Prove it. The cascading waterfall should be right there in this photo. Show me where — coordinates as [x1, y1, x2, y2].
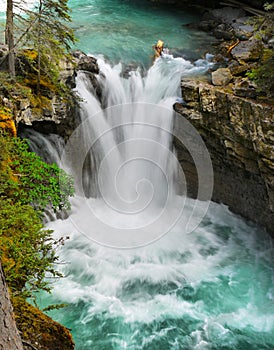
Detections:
[25, 55, 273, 350]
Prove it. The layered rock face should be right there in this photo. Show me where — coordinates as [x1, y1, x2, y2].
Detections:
[174, 80, 274, 235]
[0, 49, 99, 139]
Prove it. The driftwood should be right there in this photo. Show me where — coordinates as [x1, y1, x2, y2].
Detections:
[227, 39, 240, 54]
[220, 0, 266, 16]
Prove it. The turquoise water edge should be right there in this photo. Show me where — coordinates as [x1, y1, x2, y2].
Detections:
[1, 0, 273, 349]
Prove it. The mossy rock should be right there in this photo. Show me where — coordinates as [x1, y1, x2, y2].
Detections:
[0, 105, 16, 136]
[23, 74, 57, 97]
[12, 296, 74, 350]
[231, 39, 263, 63]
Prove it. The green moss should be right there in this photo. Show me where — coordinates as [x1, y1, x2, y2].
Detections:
[23, 74, 57, 93]
[12, 296, 74, 350]
[246, 49, 274, 100]
[0, 104, 16, 136]
[21, 49, 38, 62]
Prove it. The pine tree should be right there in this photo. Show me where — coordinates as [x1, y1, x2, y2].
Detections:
[4, 0, 75, 89]
[22, 0, 76, 94]
[5, 0, 15, 79]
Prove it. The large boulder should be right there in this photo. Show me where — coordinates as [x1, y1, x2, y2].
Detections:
[231, 18, 255, 40]
[231, 39, 263, 63]
[202, 7, 246, 24]
[72, 50, 99, 74]
[212, 68, 233, 86]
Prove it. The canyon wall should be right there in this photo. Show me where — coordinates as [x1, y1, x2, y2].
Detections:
[174, 80, 273, 234]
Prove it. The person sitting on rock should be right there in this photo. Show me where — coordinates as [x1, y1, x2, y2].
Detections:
[153, 39, 164, 58]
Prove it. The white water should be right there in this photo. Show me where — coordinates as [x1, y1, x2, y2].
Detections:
[56, 54, 214, 248]
[24, 55, 274, 349]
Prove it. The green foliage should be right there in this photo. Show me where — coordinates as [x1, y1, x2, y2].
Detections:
[264, 2, 274, 11]
[0, 132, 74, 212]
[0, 71, 32, 101]
[13, 0, 76, 97]
[0, 131, 74, 300]
[246, 48, 274, 99]
[245, 10, 274, 100]
[0, 198, 65, 297]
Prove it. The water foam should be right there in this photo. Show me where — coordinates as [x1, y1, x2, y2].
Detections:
[25, 55, 274, 349]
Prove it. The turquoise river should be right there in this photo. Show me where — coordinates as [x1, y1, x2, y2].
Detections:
[1, 0, 274, 349]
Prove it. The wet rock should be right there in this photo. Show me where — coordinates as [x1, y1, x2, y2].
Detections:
[198, 20, 218, 32]
[233, 78, 257, 99]
[73, 50, 99, 74]
[84, 71, 102, 103]
[228, 60, 256, 76]
[231, 39, 263, 63]
[203, 7, 246, 24]
[212, 68, 233, 86]
[231, 16, 255, 40]
[213, 24, 234, 40]
[174, 80, 274, 235]
[59, 57, 76, 89]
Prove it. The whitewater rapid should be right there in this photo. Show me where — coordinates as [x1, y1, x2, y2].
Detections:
[23, 55, 274, 350]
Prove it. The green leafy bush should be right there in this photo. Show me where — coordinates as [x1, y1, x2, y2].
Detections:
[0, 132, 74, 211]
[0, 132, 74, 299]
[246, 48, 274, 100]
[0, 199, 64, 297]
[246, 7, 274, 100]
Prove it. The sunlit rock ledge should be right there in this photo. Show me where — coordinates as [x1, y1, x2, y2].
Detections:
[174, 79, 274, 235]
[0, 48, 99, 139]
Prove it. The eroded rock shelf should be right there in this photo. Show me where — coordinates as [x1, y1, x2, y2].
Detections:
[174, 79, 274, 234]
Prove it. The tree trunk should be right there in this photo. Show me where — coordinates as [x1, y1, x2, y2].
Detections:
[0, 262, 23, 350]
[37, 0, 43, 95]
[6, 0, 15, 79]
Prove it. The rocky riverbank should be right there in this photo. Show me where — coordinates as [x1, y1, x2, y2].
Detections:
[174, 5, 273, 235]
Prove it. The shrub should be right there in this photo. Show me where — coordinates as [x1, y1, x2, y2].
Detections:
[246, 48, 274, 99]
[0, 132, 74, 299]
[0, 132, 74, 212]
[0, 199, 64, 297]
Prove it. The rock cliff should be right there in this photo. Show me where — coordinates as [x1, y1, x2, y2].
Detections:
[0, 49, 99, 139]
[172, 4, 273, 235]
[174, 80, 274, 234]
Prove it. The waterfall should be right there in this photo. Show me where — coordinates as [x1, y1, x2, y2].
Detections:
[25, 55, 274, 350]
[54, 54, 213, 248]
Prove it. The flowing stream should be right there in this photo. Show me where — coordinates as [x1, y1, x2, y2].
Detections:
[2, 0, 273, 349]
[23, 56, 274, 349]
[67, 0, 217, 67]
